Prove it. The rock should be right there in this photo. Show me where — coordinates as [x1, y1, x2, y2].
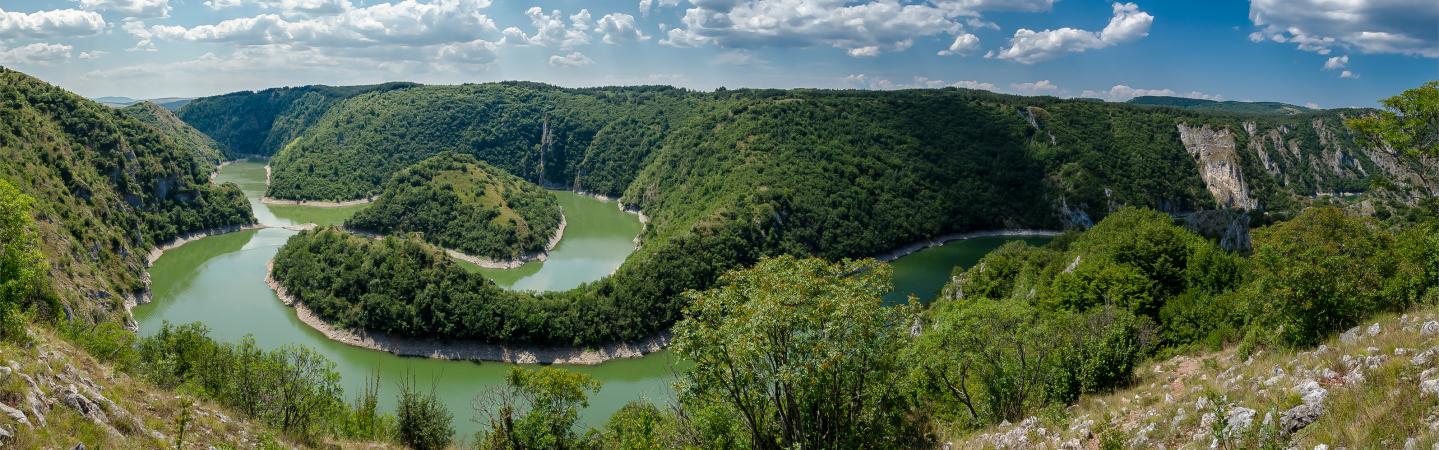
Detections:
[60, 385, 109, 426]
[1340, 326, 1361, 344]
[1196, 396, 1212, 411]
[0, 403, 28, 427]
[1368, 323, 1382, 336]
[1294, 380, 1327, 405]
[1200, 412, 1217, 429]
[1282, 403, 1324, 435]
[1423, 321, 1439, 337]
[72, 444, 85, 450]
[1421, 380, 1439, 396]
[1397, 348, 1411, 356]
[1413, 348, 1438, 366]
[1314, 445, 1328, 450]
[1225, 406, 1257, 433]
[0, 426, 10, 440]
[1406, 437, 1418, 450]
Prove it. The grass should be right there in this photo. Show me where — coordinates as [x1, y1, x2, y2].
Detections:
[950, 304, 1439, 449]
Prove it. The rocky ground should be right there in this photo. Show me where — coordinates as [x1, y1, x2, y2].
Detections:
[0, 328, 396, 449]
[950, 306, 1439, 449]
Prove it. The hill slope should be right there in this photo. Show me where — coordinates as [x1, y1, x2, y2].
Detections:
[1128, 95, 1316, 115]
[0, 68, 253, 324]
[955, 305, 1439, 449]
[175, 82, 417, 158]
[346, 153, 563, 261]
[118, 101, 224, 169]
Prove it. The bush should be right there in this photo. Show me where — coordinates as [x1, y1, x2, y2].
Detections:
[396, 374, 453, 450]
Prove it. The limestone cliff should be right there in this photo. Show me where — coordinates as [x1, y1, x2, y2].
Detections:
[1178, 124, 1258, 210]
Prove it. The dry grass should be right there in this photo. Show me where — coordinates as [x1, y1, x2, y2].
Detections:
[950, 304, 1439, 449]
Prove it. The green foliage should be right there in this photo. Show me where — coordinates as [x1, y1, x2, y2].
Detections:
[396, 374, 454, 450]
[597, 401, 675, 450]
[1047, 306, 1156, 403]
[1244, 207, 1420, 347]
[1126, 96, 1315, 115]
[176, 82, 417, 158]
[347, 153, 563, 260]
[134, 322, 352, 443]
[673, 256, 923, 449]
[0, 178, 53, 340]
[907, 299, 1058, 425]
[119, 101, 224, 168]
[474, 366, 600, 450]
[1346, 81, 1438, 158]
[0, 68, 254, 322]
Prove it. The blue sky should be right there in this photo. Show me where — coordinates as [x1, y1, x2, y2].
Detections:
[1, 0, 1434, 107]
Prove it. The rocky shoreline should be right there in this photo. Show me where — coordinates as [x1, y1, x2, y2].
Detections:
[265, 260, 669, 364]
[875, 229, 1063, 262]
[443, 212, 568, 269]
[260, 163, 375, 207]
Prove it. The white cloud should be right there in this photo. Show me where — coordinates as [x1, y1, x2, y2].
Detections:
[140, 0, 499, 49]
[637, 0, 679, 16]
[0, 6, 106, 39]
[845, 74, 997, 91]
[0, 42, 74, 64]
[78, 50, 106, 59]
[990, 2, 1152, 64]
[1340, 70, 1359, 79]
[437, 39, 497, 65]
[1305, 102, 1321, 109]
[659, 0, 966, 57]
[1249, 0, 1438, 58]
[937, 33, 979, 56]
[1009, 79, 1059, 94]
[595, 13, 646, 44]
[77, 0, 171, 19]
[204, 0, 245, 9]
[506, 7, 591, 48]
[713, 49, 759, 65]
[1322, 55, 1348, 69]
[1079, 84, 1221, 102]
[548, 51, 593, 67]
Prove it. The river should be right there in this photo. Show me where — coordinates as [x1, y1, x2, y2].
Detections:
[134, 160, 1048, 435]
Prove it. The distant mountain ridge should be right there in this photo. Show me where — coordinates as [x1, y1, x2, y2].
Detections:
[1127, 95, 1316, 115]
[93, 96, 194, 110]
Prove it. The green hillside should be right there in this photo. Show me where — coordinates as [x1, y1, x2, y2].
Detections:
[175, 82, 417, 158]
[119, 101, 224, 169]
[1128, 95, 1316, 115]
[346, 153, 563, 261]
[0, 68, 253, 323]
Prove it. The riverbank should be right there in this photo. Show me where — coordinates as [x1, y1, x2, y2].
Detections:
[875, 229, 1063, 262]
[125, 222, 267, 315]
[342, 211, 567, 269]
[265, 260, 669, 364]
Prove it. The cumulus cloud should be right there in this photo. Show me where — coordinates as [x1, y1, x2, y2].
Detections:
[595, 13, 646, 44]
[548, 51, 593, 67]
[937, 33, 979, 56]
[505, 7, 591, 48]
[0, 6, 106, 39]
[990, 2, 1152, 63]
[78, 0, 171, 19]
[1323, 55, 1348, 69]
[201, 0, 352, 14]
[845, 74, 997, 91]
[1340, 70, 1359, 79]
[713, 49, 759, 65]
[1080, 84, 1221, 102]
[204, 0, 245, 9]
[637, 0, 679, 16]
[659, 0, 981, 57]
[1249, 0, 1438, 58]
[0, 42, 74, 64]
[437, 38, 497, 65]
[139, 0, 499, 48]
[1009, 79, 1059, 94]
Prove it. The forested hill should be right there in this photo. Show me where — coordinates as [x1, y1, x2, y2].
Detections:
[346, 153, 563, 261]
[175, 81, 417, 158]
[0, 68, 253, 325]
[119, 101, 224, 168]
[1127, 95, 1315, 115]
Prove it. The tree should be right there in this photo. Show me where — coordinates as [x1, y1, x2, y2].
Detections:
[672, 255, 923, 449]
[396, 373, 454, 450]
[474, 366, 601, 450]
[1347, 81, 1439, 158]
[0, 179, 52, 340]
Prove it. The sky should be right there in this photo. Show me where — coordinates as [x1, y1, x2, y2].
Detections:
[0, 0, 1435, 107]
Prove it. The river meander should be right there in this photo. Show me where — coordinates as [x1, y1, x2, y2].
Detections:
[134, 160, 1048, 435]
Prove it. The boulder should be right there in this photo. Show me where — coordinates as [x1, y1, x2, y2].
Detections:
[1281, 403, 1323, 435]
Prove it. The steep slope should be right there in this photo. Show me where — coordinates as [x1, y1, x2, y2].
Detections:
[175, 82, 417, 158]
[0, 68, 253, 324]
[346, 153, 563, 262]
[953, 305, 1439, 449]
[118, 101, 224, 169]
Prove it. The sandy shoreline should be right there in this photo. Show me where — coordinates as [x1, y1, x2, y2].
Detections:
[265, 260, 669, 364]
[875, 229, 1063, 262]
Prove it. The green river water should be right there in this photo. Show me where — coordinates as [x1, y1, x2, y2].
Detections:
[134, 160, 1045, 436]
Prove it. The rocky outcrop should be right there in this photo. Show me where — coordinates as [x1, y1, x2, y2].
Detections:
[1178, 124, 1258, 210]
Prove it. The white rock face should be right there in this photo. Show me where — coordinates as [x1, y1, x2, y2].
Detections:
[1177, 124, 1258, 210]
[1422, 321, 1439, 337]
